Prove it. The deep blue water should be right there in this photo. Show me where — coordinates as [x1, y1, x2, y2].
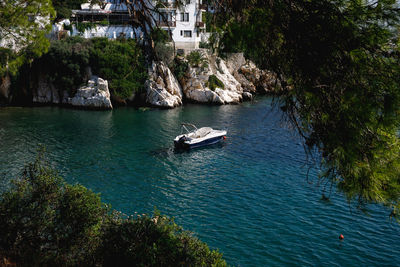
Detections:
[0, 98, 399, 266]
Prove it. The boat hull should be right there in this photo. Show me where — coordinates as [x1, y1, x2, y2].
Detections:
[174, 135, 225, 149]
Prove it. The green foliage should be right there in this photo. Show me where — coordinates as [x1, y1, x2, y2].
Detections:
[151, 28, 171, 44]
[0, 0, 55, 76]
[154, 42, 175, 66]
[171, 57, 189, 80]
[0, 152, 226, 266]
[100, 213, 226, 266]
[151, 28, 175, 65]
[52, 0, 86, 20]
[99, 19, 110, 26]
[218, 0, 400, 218]
[63, 23, 73, 32]
[75, 22, 97, 34]
[35, 37, 92, 94]
[200, 41, 211, 49]
[0, 150, 106, 266]
[14, 37, 147, 100]
[208, 75, 224, 91]
[90, 38, 147, 99]
[187, 51, 209, 69]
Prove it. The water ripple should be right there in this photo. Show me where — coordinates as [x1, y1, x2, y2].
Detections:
[0, 100, 399, 266]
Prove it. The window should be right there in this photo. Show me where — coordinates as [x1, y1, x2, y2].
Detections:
[184, 30, 192, 38]
[181, 13, 189, 22]
[160, 11, 174, 22]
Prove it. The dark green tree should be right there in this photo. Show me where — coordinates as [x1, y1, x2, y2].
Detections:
[0, 0, 55, 75]
[214, 0, 400, 219]
[0, 151, 106, 265]
[0, 151, 226, 266]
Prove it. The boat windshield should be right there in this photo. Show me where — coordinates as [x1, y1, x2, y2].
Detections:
[181, 123, 198, 134]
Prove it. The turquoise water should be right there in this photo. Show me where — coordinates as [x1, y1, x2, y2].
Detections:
[0, 98, 399, 266]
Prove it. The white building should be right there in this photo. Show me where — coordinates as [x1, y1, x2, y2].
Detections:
[70, 0, 208, 49]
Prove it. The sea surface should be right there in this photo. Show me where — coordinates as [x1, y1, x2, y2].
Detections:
[0, 98, 399, 266]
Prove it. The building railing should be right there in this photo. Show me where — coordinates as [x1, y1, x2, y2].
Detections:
[156, 21, 176, 27]
[195, 21, 205, 28]
[198, 3, 207, 10]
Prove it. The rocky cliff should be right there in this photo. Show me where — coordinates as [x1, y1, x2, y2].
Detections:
[179, 50, 243, 105]
[31, 74, 113, 110]
[1, 50, 280, 110]
[68, 77, 113, 109]
[145, 61, 183, 108]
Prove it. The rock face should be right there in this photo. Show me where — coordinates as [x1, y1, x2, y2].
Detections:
[225, 53, 281, 97]
[68, 77, 113, 109]
[145, 61, 183, 108]
[33, 77, 62, 104]
[180, 50, 243, 105]
[238, 60, 281, 94]
[0, 75, 11, 103]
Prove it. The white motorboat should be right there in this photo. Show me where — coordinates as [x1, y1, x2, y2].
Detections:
[174, 123, 227, 149]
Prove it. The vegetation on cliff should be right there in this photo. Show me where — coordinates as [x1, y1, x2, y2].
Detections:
[0, 151, 226, 266]
[11, 37, 147, 101]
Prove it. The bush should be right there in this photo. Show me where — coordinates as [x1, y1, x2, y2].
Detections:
[208, 75, 224, 91]
[75, 22, 97, 34]
[16, 37, 147, 100]
[171, 57, 189, 80]
[0, 152, 227, 266]
[154, 42, 175, 66]
[100, 213, 226, 266]
[52, 0, 86, 20]
[151, 28, 171, 44]
[186, 50, 208, 69]
[199, 41, 211, 49]
[90, 38, 147, 99]
[35, 36, 92, 95]
[0, 151, 106, 266]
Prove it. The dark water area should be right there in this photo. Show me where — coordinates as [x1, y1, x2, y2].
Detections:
[0, 98, 399, 266]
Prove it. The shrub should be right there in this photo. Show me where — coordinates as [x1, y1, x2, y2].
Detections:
[186, 50, 208, 69]
[0, 151, 227, 266]
[90, 38, 147, 99]
[34, 36, 92, 94]
[0, 151, 106, 266]
[151, 28, 171, 44]
[208, 75, 224, 91]
[18, 37, 147, 100]
[100, 213, 226, 266]
[171, 57, 189, 80]
[52, 0, 86, 20]
[199, 41, 211, 49]
[75, 22, 97, 34]
[154, 42, 175, 66]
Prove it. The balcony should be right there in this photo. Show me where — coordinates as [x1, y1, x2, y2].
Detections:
[156, 21, 176, 27]
[195, 21, 205, 28]
[198, 3, 207, 10]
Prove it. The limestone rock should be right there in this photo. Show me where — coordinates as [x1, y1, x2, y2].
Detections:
[145, 61, 183, 108]
[180, 50, 243, 105]
[225, 53, 246, 74]
[33, 76, 60, 104]
[0, 75, 11, 101]
[239, 61, 281, 93]
[68, 77, 113, 109]
[234, 71, 257, 93]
